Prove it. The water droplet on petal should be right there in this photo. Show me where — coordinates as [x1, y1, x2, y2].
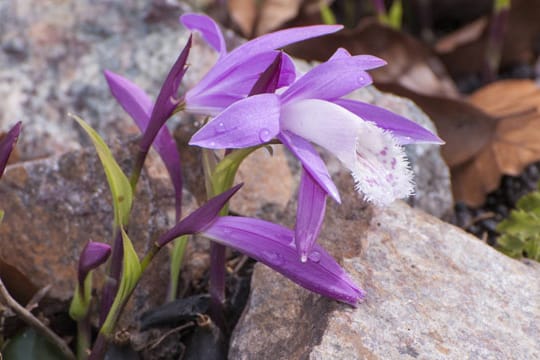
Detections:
[209, 141, 216, 147]
[300, 254, 308, 263]
[358, 75, 366, 83]
[216, 122, 226, 133]
[308, 251, 321, 263]
[258, 128, 272, 142]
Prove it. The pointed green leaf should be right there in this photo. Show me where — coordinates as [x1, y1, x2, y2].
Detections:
[0, 210, 4, 224]
[71, 114, 132, 228]
[100, 228, 141, 336]
[168, 235, 189, 301]
[387, 0, 403, 29]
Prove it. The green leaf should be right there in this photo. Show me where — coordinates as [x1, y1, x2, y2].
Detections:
[100, 228, 141, 336]
[0, 210, 4, 224]
[68, 274, 92, 321]
[168, 235, 189, 301]
[71, 114, 133, 228]
[319, 2, 336, 25]
[387, 0, 403, 29]
[2, 328, 67, 360]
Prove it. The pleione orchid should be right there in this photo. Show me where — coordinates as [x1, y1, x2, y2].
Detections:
[190, 47, 443, 260]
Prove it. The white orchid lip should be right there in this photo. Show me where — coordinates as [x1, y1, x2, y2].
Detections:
[281, 99, 413, 206]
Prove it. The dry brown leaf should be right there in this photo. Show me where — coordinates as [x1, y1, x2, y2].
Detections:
[438, 0, 540, 77]
[286, 20, 460, 98]
[227, 0, 303, 38]
[435, 17, 488, 54]
[446, 80, 540, 205]
[375, 83, 497, 168]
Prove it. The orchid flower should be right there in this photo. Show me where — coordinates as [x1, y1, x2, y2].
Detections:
[180, 13, 343, 116]
[190, 49, 443, 260]
[157, 184, 364, 306]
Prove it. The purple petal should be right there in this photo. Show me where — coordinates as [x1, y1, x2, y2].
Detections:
[0, 122, 21, 179]
[225, 25, 343, 69]
[328, 47, 352, 60]
[157, 184, 243, 246]
[295, 169, 327, 262]
[180, 13, 226, 58]
[280, 55, 386, 103]
[186, 51, 292, 115]
[140, 35, 192, 152]
[278, 131, 340, 203]
[104, 70, 153, 127]
[104, 70, 183, 220]
[202, 216, 364, 306]
[78, 241, 111, 287]
[334, 99, 444, 144]
[189, 94, 281, 149]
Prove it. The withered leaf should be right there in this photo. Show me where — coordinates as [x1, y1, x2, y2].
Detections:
[375, 83, 497, 168]
[286, 19, 459, 98]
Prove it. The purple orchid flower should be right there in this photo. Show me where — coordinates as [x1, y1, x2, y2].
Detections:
[180, 13, 343, 116]
[189, 49, 443, 260]
[0, 122, 22, 179]
[157, 184, 364, 306]
[78, 241, 112, 289]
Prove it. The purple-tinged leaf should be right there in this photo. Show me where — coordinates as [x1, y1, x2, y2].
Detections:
[334, 99, 444, 145]
[278, 131, 340, 203]
[104, 72, 184, 219]
[281, 55, 386, 103]
[78, 241, 111, 288]
[202, 216, 364, 306]
[157, 184, 243, 246]
[0, 122, 21, 179]
[295, 169, 327, 262]
[180, 14, 227, 58]
[104, 70, 153, 126]
[190, 94, 281, 149]
[140, 35, 192, 152]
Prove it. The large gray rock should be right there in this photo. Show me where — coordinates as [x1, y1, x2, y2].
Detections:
[230, 172, 540, 360]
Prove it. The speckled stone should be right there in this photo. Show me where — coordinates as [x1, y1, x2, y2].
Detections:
[230, 174, 540, 360]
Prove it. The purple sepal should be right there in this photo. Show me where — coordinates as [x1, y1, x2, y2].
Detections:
[202, 216, 365, 306]
[140, 35, 192, 152]
[104, 71, 184, 220]
[334, 99, 444, 145]
[0, 122, 21, 179]
[157, 184, 243, 246]
[295, 169, 327, 262]
[78, 241, 112, 288]
[180, 13, 226, 57]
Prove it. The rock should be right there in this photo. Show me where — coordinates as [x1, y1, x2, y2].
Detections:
[230, 172, 540, 359]
[0, 140, 203, 327]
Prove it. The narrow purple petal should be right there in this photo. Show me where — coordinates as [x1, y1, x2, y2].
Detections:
[157, 184, 243, 246]
[140, 35, 192, 152]
[224, 25, 343, 69]
[334, 99, 444, 144]
[295, 169, 327, 262]
[202, 216, 364, 306]
[279, 131, 340, 203]
[180, 13, 226, 57]
[104, 70, 184, 220]
[78, 241, 111, 288]
[190, 94, 281, 149]
[104, 70, 153, 127]
[0, 122, 21, 178]
[280, 55, 386, 103]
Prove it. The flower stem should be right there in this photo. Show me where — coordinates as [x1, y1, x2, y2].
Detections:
[76, 317, 91, 360]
